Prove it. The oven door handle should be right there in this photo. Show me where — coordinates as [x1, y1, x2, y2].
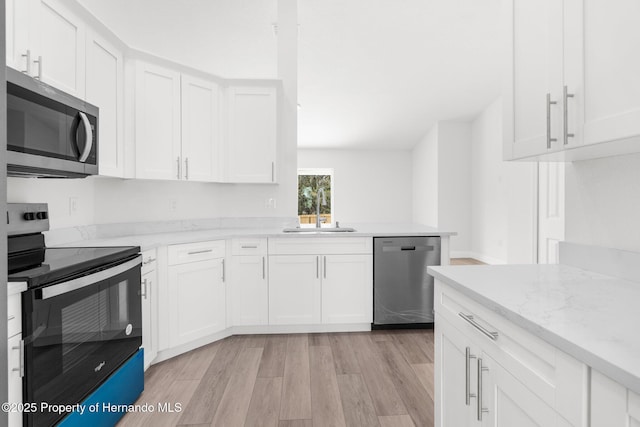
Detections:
[39, 256, 142, 300]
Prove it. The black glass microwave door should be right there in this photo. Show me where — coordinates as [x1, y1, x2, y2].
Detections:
[25, 268, 141, 426]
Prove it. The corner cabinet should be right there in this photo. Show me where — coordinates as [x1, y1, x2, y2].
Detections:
[167, 241, 226, 348]
[224, 85, 278, 183]
[140, 249, 158, 370]
[434, 279, 588, 427]
[268, 238, 373, 325]
[504, 0, 640, 161]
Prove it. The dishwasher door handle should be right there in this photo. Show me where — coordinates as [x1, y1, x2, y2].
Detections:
[382, 245, 435, 252]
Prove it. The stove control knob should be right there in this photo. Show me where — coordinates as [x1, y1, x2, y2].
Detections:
[23, 212, 36, 221]
[36, 211, 48, 220]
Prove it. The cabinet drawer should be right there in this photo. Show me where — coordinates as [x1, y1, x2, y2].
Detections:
[8, 293, 21, 338]
[231, 238, 267, 256]
[141, 249, 157, 274]
[435, 280, 587, 427]
[168, 240, 225, 265]
[268, 237, 372, 255]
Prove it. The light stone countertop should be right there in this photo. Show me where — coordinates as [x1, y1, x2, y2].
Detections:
[49, 222, 456, 251]
[428, 263, 640, 395]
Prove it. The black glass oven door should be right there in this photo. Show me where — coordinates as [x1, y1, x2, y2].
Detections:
[23, 256, 142, 427]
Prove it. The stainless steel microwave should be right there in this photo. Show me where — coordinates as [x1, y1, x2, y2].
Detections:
[6, 67, 99, 178]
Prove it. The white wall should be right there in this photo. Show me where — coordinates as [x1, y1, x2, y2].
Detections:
[565, 153, 640, 253]
[412, 125, 439, 227]
[298, 149, 413, 223]
[469, 99, 536, 264]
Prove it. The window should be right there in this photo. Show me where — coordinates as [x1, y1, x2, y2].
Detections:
[297, 168, 333, 227]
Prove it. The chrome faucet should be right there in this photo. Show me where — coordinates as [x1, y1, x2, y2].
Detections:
[316, 187, 326, 228]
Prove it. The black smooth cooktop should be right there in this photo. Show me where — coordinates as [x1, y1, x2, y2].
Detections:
[8, 246, 140, 288]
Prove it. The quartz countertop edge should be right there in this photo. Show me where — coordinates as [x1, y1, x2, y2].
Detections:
[51, 223, 456, 251]
[428, 264, 640, 395]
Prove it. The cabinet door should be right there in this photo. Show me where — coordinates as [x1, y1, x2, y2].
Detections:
[141, 268, 158, 370]
[181, 75, 222, 182]
[565, 0, 640, 146]
[225, 85, 277, 183]
[435, 316, 475, 427]
[505, 0, 564, 159]
[29, 0, 86, 97]
[135, 62, 182, 180]
[268, 255, 321, 325]
[168, 258, 225, 347]
[7, 334, 23, 427]
[591, 369, 640, 427]
[481, 353, 572, 427]
[321, 254, 372, 324]
[6, 0, 30, 73]
[230, 255, 268, 326]
[86, 29, 125, 177]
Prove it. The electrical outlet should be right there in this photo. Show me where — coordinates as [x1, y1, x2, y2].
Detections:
[169, 199, 177, 211]
[265, 198, 276, 208]
[69, 197, 78, 216]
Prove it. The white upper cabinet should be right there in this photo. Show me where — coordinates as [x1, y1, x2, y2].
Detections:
[181, 75, 222, 182]
[86, 29, 125, 177]
[505, 0, 640, 161]
[225, 85, 278, 183]
[135, 61, 182, 180]
[7, 0, 86, 97]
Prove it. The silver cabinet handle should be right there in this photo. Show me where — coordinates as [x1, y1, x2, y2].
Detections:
[222, 258, 225, 282]
[33, 55, 42, 80]
[8, 315, 15, 321]
[316, 256, 319, 278]
[477, 358, 489, 421]
[323, 256, 327, 279]
[241, 245, 258, 249]
[187, 249, 213, 255]
[176, 157, 181, 180]
[459, 312, 498, 341]
[271, 161, 275, 182]
[143, 257, 157, 265]
[77, 112, 94, 162]
[141, 278, 148, 299]
[546, 93, 558, 149]
[12, 340, 25, 378]
[21, 49, 31, 74]
[185, 157, 189, 180]
[465, 347, 477, 406]
[262, 256, 266, 279]
[563, 85, 575, 145]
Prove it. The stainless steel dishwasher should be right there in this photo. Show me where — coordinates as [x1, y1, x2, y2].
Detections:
[373, 236, 441, 328]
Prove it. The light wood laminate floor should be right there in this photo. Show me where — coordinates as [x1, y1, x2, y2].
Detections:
[117, 330, 435, 427]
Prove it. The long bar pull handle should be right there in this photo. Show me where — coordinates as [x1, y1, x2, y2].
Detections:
[21, 49, 32, 74]
[222, 259, 225, 282]
[271, 162, 275, 182]
[143, 257, 157, 265]
[563, 85, 575, 145]
[177, 157, 181, 180]
[241, 245, 258, 249]
[141, 278, 148, 299]
[316, 256, 319, 278]
[477, 358, 489, 421]
[465, 347, 477, 406]
[187, 249, 213, 255]
[184, 158, 189, 180]
[12, 340, 25, 378]
[7, 315, 15, 321]
[33, 55, 42, 80]
[546, 93, 558, 149]
[262, 256, 266, 279]
[323, 256, 327, 279]
[459, 312, 499, 341]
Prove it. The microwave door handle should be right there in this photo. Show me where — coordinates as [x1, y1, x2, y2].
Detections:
[76, 112, 93, 163]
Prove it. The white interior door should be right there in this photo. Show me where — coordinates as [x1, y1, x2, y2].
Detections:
[537, 162, 565, 264]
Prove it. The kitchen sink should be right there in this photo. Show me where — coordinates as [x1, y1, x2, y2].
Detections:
[282, 227, 356, 233]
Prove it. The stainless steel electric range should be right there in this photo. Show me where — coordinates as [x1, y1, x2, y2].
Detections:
[7, 203, 143, 426]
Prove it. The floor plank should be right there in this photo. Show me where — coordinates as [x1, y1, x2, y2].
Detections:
[279, 334, 312, 420]
[141, 379, 199, 427]
[390, 331, 431, 364]
[210, 347, 263, 426]
[377, 341, 434, 427]
[258, 334, 288, 378]
[412, 363, 435, 401]
[309, 346, 347, 426]
[241, 334, 267, 348]
[450, 258, 486, 265]
[176, 341, 219, 381]
[351, 334, 407, 416]
[378, 415, 416, 427]
[309, 332, 330, 346]
[245, 377, 283, 427]
[176, 336, 244, 425]
[329, 333, 361, 375]
[278, 421, 313, 427]
[336, 374, 380, 427]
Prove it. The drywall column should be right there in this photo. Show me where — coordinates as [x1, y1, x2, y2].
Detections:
[277, 0, 298, 216]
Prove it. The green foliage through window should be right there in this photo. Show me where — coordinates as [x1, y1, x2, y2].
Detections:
[298, 174, 331, 215]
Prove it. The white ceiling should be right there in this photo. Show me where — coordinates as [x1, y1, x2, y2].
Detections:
[78, 0, 503, 150]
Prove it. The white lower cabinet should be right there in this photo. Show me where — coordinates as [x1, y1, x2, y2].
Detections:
[321, 254, 372, 324]
[140, 249, 158, 370]
[269, 255, 321, 325]
[7, 291, 23, 427]
[167, 241, 226, 347]
[434, 280, 588, 427]
[229, 238, 268, 326]
[591, 369, 640, 427]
